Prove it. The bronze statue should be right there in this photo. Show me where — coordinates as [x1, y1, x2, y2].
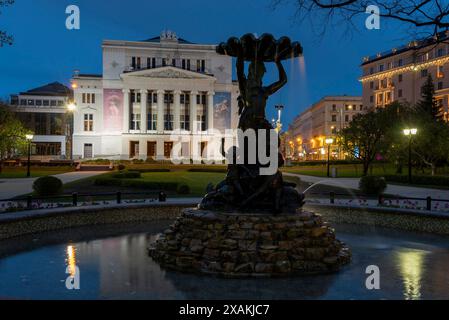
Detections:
[199, 33, 305, 214]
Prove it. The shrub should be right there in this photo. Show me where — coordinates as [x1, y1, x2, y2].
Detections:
[206, 182, 215, 193]
[117, 164, 126, 171]
[112, 171, 141, 179]
[359, 176, 387, 195]
[384, 175, 449, 187]
[177, 184, 191, 195]
[33, 176, 63, 196]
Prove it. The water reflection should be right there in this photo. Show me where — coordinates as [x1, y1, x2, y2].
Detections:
[1, 223, 449, 299]
[396, 249, 429, 300]
[66, 245, 77, 277]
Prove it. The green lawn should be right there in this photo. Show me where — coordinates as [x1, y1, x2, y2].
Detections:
[282, 163, 433, 178]
[62, 170, 225, 197]
[139, 171, 225, 195]
[0, 166, 75, 179]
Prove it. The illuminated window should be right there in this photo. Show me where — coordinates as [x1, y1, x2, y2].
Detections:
[84, 114, 94, 132]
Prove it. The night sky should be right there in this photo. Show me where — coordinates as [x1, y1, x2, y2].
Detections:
[0, 0, 415, 124]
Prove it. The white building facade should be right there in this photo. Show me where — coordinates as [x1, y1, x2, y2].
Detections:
[71, 31, 239, 161]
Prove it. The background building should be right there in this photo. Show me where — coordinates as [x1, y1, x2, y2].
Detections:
[9, 82, 73, 160]
[71, 30, 239, 160]
[361, 31, 449, 121]
[285, 96, 363, 160]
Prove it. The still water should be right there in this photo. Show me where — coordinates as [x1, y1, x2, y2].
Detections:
[0, 221, 449, 300]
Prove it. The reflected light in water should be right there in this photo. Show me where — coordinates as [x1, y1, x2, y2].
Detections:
[397, 249, 428, 300]
[66, 245, 77, 277]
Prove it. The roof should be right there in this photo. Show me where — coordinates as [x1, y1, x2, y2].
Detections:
[141, 36, 194, 44]
[362, 31, 449, 66]
[20, 82, 72, 97]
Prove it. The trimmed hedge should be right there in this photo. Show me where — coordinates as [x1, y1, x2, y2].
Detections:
[111, 171, 141, 179]
[384, 175, 449, 187]
[188, 168, 227, 173]
[94, 178, 178, 191]
[33, 176, 63, 196]
[359, 176, 387, 195]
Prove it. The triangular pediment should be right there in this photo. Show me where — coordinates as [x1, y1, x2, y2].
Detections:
[121, 66, 215, 80]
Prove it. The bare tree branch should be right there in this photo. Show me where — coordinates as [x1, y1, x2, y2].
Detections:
[273, 0, 449, 39]
[0, 0, 14, 47]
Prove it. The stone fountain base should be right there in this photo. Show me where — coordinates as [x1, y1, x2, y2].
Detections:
[148, 209, 351, 277]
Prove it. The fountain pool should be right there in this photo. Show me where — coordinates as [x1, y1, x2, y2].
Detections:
[0, 220, 448, 300]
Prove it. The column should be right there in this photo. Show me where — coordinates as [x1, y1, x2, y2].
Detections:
[174, 90, 182, 131]
[156, 139, 165, 160]
[122, 89, 130, 133]
[207, 91, 215, 133]
[140, 90, 148, 133]
[157, 89, 165, 133]
[190, 91, 198, 133]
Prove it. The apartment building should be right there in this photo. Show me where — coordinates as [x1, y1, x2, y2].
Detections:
[361, 31, 449, 121]
[285, 96, 363, 160]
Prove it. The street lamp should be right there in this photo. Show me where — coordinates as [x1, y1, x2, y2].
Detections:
[325, 138, 334, 178]
[403, 128, 418, 184]
[25, 134, 34, 178]
[274, 105, 284, 133]
[66, 102, 77, 161]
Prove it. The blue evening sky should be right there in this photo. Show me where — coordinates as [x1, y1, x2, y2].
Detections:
[0, 0, 415, 125]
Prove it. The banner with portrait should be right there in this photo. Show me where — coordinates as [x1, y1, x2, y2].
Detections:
[103, 89, 124, 132]
[213, 92, 232, 132]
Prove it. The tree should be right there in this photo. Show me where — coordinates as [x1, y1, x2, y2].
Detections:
[0, 0, 14, 47]
[272, 0, 449, 38]
[339, 106, 393, 176]
[416, 74, 444, 121]
[380, 101, 412, 173]
[0, 102, 29, 173]
[412, 118, 449, 175]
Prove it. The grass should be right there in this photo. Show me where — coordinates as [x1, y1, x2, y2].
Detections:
[0, 166, 75, 179]
[62, 170, 225, 198]
[139, 171, 225, 195]
[282, 163, 449, 178]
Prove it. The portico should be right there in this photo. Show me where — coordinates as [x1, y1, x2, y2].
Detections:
[118, 67, 218, 160]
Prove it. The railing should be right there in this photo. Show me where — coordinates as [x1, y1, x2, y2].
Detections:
[0, 191, 169, 213]
[307, 192, 449, 212]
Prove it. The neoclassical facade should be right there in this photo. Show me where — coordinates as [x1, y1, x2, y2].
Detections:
[71, 31, 239, 160]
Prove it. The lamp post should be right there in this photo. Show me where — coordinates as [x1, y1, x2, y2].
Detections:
[403, 128, 417, 184]
[25, 134, 34, 177]
[274, 104, 284, 133]
[325, 138, 334, 178]
[66, 102, 77, 161]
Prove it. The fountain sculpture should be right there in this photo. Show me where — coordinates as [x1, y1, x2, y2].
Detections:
[149, 34, 351, 277]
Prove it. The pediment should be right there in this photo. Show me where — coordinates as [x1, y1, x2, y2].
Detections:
[121, 66, 215, 80]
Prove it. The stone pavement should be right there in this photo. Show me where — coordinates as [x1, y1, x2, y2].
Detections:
[0, 171, 107, 200]
[284, 173, 449, 200]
